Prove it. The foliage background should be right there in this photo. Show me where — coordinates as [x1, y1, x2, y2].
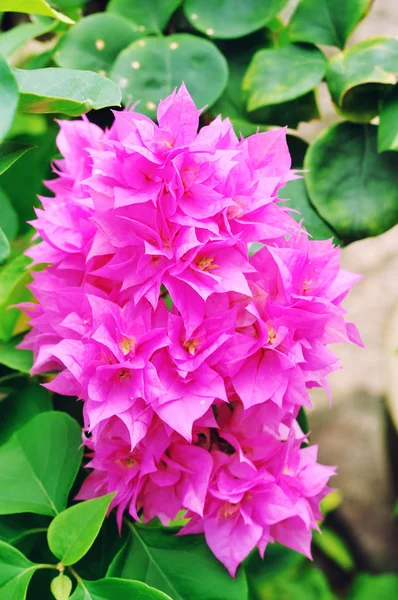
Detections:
[0, 0, 397, 599]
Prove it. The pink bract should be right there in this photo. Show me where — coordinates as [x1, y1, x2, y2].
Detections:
[21, 84, 361, 576]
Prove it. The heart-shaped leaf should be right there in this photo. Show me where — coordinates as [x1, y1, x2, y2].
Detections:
[288, 0, 373, 49]
[111, 34, 228, 117]
[378, 86, 398, 152]
[107, 0, 181, 34]
[326, 37, 398, 122]
[48, 494, 115, 566]
[0, 0, 74, 24]
[0, 411, 82, 516]
[184, 0, 288, 39]
[0, 540, 39, 599]
[55, 13, 143, 78]
[0, 56, 18, 143]
[14, 67, 121, 116]
[243, 43, 326, 113]
[70, 577, 173, 600]
[108, 523, 248, 600]
[304, 122, 398, 242]
[0, 141, 35, 177]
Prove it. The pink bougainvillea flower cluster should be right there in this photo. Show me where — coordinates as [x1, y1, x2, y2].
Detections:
[21, 85, 361, 576]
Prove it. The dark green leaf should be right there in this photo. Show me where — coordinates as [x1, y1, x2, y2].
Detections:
[0, 254, 32, 342]
[51, 573, 73, 600]
[70, 577, 172, 600]
[47, 494, 115, 566]
[243, 43, 326, 112]
[288, 0, 373, 49]
[0, 411, 82, 516]
[326, 37, 398, 122]
[14, 67, 121, 116]
[0, 55, 18, 143]
[0, 381, 52, 445]
[0, 0, 74, 24]
[55, 14, 143, 78]
[249, 90, 319, 129]
[184, 0, 288, 39]
[0, 142, 35, 177]
[108, 523, 248, 600]
[0, 17, 55, 57]
[0, 337, 32, 373]
[0, 188, 18, 242]
[0, 228, 10, 263]
[304, 122, 398, 242]
[378, 86, 398, 152]
[347, 574, 398, 599]
[0, 540, 39, 600]
[107, 0, 181, 34]
[111, 34, 228, 117]
[281, 179, 338, 242]
[313, 527, 354, 571]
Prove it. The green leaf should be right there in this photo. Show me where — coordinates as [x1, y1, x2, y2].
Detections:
[0, 254, 32, 342]
[0, 0, 74, 24]
[0, 228, 10, 263]
[243, 43, 326, 112]
[0, 55, 18, 144]
[313, 527, 354, 571]
[107, 0, 181, 34]
[55, 14, 143, 78]
[326, 37, 398, 122]
[0, 381, 52, 445]
[70, 577, 173, 600]
[0, 141, 35, 177]
[0, 411, 82, 516]
[0, 17, 55, 57]
[304, 122, 398, 243]
[14, 67, 122, 116]
[108, 523, 248, 600]
[51, 573, 73, 600]
[249, 90, 319, 129]
[0, 188, 18, 242]
[288, 0, 373, 49]
[111, 34, 228, 117]
[281, 179, 338, 242]
[0, 337, 33, 373]
[47, 494, 115, 566]
[347, 574, 398, 599]
[378, 86, 398, 152]
[184, 0, 288, 39]
[0, 540, 39, 600]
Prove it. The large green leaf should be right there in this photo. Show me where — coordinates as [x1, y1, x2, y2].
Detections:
[242, 43, 326, 112]
[0, 55, 18, 144]
[108, 523, 248, 600]
[304, 122, 398, 242]
[0, 411, 82, 516]
[107, 0, 181, 34]
[281, 179, 338, 242]
[14, 67, 122, 116]
[0, 142, 35, 177]
[47, 494, 115, 566]
[0, 17, 55, 57]
[0, 188, 18, 242]
[0, 228, 9, 263]
[0, 540, 39, 600]
[378, 86, 398, 152]
[0, 337, 33, 373]
[51, 573, 73, 600]
[347, 574, 398, 599]
[326, 37, 398, 122]
[288, 0, 373, 49]
[0, 254, 32, 342]
[184, 0, 288, 39]
[55, 14, 143, 78]
[0, 381, 52, 445]
[0, 0, 73, 24]
[70, 577, 173, 600]
[111, 34, 228, 117]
